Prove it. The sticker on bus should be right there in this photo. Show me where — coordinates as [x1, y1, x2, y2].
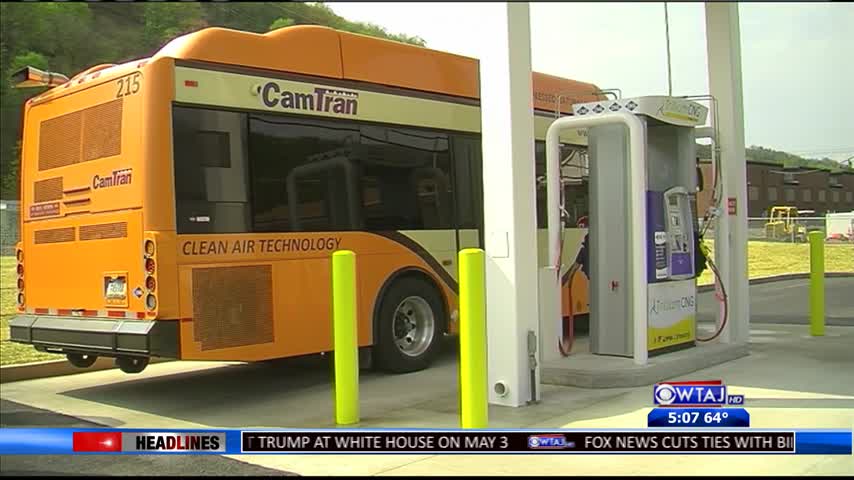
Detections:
[29, 202, 60, 218]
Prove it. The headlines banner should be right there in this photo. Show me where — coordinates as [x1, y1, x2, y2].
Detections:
[0, 429, 851, 455]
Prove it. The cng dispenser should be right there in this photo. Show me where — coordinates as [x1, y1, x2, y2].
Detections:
[542, 96, 708, 366]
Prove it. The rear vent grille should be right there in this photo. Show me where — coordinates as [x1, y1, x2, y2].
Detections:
[192, 265, 274, 351]
[39, 111, 82, 170]
[34, 227, 75, 244]
[34, 177, 64, 203]
[79, 222, 128, 241]
[82, 99, 123, 161]
[38, 99, 123, 171]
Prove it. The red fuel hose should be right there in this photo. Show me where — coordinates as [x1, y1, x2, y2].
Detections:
[558, 216, 588, 357]
[558, 264, 579, 357]
[696, 256, 729, 342]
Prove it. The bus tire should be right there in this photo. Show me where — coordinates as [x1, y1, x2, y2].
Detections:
[374, 276, 444, 374]
[116, 356, 149, 374]
[67, 353, 98, 369]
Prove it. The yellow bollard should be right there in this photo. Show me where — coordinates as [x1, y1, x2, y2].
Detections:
[808, 231, 825, 337]
[459, 248, 488, 429]
[332, 250, 359, 425]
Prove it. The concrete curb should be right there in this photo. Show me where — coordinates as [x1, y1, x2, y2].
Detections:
[542, 343, 750, 389]
[0, 357, 172, 384]
[696, 271, 853, 293]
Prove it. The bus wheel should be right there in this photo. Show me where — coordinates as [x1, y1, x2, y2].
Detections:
[375, 277, 444, 373]
[67, 353, 98, 369]
[116, 356, 149, 374]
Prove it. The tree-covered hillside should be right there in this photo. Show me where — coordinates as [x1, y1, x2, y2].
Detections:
[697, 144, 852, 172]
[0, 2, 426, 199]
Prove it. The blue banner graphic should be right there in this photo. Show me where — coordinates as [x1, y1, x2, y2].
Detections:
[795, 431, 853, 455]
[648, 408, 750, 428]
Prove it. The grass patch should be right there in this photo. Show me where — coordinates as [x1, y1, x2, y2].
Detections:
[697, 240, 854, 286]
[1, 256, 61, 366]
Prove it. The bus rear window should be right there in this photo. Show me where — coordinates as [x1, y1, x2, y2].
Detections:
[173, 106, 251, 234]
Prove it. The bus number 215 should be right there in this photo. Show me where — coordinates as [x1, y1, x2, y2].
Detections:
[116, 73, 141, 98]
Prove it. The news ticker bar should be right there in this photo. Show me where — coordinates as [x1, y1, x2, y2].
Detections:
[0, 429, 850, 455]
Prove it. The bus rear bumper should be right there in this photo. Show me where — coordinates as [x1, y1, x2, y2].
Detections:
[9, 315, 179, 359]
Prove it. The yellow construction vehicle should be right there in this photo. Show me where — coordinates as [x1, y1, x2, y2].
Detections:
[764, 206, 810, 242]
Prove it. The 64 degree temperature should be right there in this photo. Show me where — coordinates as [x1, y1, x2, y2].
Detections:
[704, 411, 729, 424]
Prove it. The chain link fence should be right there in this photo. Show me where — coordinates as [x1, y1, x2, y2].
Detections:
[747, 216, 826, 243]
[0, 200, 20, 256]
[700, 215, 854, 244]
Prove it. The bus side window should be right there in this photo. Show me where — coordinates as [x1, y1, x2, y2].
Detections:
[361, 176, 386, 230]
[534, 140, 589, 228]
[412, 168, 452, 229]
[534, 140, 547, 229]
[451, 135, 483, 232]
[292, 178, 329, 231]
[358, 125, 452, 231]
[248, 114, 360, 232]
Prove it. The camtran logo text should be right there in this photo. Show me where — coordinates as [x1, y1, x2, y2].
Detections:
[260, 83, 359, 116]
[93, 168, 132, 190]
[653, 380, 744, 407]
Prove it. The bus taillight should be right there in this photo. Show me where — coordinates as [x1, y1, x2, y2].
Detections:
[143, 236, 158, 315]
[146, 294, 157, 311]
[16, 244, 24, 310]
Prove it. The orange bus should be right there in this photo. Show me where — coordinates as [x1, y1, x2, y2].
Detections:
[10, 25, 601, 374]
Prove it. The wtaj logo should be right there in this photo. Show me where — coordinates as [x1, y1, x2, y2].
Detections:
[528, 434, 575, 450]
[653, 380, 744, 407]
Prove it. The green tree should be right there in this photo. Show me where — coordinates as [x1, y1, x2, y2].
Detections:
[10, 52, 48, 73]
[696, 144, 853, 173]
[143, 3, 206, 51]
[269, 18, 296, 31]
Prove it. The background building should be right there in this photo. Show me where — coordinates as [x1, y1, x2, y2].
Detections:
[698, 159, 854, 218]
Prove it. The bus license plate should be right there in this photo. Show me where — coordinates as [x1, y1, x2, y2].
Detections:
[105, 277, 127, 299]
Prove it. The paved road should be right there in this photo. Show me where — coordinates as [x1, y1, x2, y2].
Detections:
[697, 276, 854, 326]
[0, 399, 296, 476]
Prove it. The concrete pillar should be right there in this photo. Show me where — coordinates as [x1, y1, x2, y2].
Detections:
[479, 2, 540, 407]
[705, 3, 750, 344]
